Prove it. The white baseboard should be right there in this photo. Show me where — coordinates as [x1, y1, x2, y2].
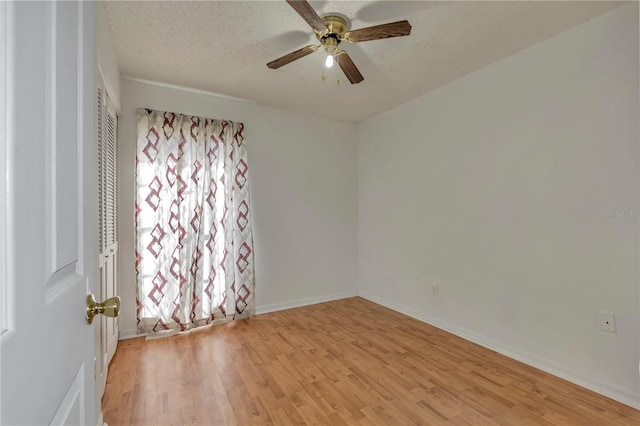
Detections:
[358, 290, 640, 410]
[255, 290, 358, 315]
[118, 328, 143, 340]
[118, 291, 358, 340]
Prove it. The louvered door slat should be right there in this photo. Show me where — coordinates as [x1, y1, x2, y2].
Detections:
[97, 86, 105, 255]
[106, 109, 117, 248]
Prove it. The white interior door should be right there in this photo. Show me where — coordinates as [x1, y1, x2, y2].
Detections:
[1, 1, 98, 425]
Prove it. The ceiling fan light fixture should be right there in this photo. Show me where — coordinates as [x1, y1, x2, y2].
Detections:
[325, 53, 334, 68]
[322, 35, 339, 69]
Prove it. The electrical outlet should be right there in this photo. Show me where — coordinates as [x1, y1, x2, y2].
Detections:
[599, 311, 616, 332]
[431, 284, 439, 297]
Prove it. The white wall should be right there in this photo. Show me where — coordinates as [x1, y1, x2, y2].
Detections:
[117, 79, 358, 337]
[357, 3, 639, 408]
[95, 3, 120, 109]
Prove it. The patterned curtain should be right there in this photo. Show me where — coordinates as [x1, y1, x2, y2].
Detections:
[135, 108, 254, 334]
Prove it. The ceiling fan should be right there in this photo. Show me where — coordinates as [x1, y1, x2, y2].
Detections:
[267, 0, 412, 84]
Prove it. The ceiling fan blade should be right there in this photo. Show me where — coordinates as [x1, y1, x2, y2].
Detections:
[286, 0, 327, 33]
[267, 45, 317, 69]
[345, 20, 411, 43]
[336, 51, 364, 84]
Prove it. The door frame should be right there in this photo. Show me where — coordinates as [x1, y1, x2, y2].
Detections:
[0, 0, 11, 343]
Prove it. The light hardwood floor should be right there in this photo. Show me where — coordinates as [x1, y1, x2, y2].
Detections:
[103, 297, 639, 425]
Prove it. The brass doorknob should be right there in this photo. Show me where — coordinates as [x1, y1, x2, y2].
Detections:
[86, 294, 120, 324]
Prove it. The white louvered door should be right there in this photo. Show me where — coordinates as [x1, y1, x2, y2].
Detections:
[105, 98, 119, 363]
[96, 83, 119, 401]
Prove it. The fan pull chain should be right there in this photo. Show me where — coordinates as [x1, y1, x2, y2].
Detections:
[319, 58, 341, 86]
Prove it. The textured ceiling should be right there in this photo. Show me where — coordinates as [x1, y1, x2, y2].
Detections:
[103, 1, 623, 123]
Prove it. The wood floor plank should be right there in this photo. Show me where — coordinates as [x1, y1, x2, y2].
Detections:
[103, 297, 639, 425]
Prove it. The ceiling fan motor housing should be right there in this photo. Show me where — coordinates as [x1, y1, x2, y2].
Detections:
[317, 15, 350, 50]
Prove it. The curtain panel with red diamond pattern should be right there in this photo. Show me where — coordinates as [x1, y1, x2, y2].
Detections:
[135, 108, 254, 334]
